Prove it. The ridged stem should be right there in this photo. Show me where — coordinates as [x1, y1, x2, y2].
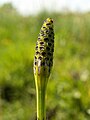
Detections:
[37, 87, 46, 120]
[35, 75, 47, 120]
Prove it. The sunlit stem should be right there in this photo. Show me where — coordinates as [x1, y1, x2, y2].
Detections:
[35, 74, 48, 120]
[37, 87, 46, 120]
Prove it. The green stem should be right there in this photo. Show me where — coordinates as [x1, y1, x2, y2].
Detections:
[37, 88, 46, 120]
[35, 75, 48, 120]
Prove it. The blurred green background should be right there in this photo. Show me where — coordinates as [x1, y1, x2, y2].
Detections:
[0, 3, 90, 120]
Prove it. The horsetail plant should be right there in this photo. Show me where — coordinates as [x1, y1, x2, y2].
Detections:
[33, 18, 54, 120]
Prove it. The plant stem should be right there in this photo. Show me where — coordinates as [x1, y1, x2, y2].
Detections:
[35, 75, 47, 120]
[37, 87, 46, 120]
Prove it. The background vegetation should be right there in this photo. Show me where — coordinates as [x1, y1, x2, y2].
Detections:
[0, 3, 90, 120]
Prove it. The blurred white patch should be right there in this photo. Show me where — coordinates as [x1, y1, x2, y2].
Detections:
[0, 0, 90, 15]
[80, 69, 89, 82]
[87, 109, 90, 115]
[73, 91, 81, 99]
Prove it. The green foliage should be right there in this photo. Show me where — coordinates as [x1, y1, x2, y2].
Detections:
[0, 3, 90, 120]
